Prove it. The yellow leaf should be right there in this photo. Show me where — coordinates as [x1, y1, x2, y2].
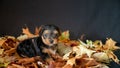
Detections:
[92, 52, 110, 63]
[0, 49, 4, 55]
[59, 30, 70, 41]
[0, 39, 6, 46]
[107, 51, 120, 64]
[66, 57, 76, 66]
[104, 38, 120, 50]
[17, 35, 28, 41]
[73, 45, 96, 58]
[0, 57, 4, 63]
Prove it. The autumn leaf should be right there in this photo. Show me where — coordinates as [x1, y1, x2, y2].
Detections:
[35, 26, 41, 35]
[63, 58, 75, 68]
[4, 48, 16, 56]
[83, 58, 99, 67]
[0, 29, 120, 68]
[92, 52, 110, 63]
[107, 51, 120, 64]
[11, 64, 25, 68]
[0, 39, 6, 46]
[59, 30, 70, 42]
[73, 44, 96, 58]
[104, 38, 120, 50]
[22, 27, 34, 36]
[62, 64, 72, 68]
[17, 35, 28, 41]
[0, 49, 4, 55]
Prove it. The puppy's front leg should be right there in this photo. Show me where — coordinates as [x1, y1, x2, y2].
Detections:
[42, 48, 56, 55]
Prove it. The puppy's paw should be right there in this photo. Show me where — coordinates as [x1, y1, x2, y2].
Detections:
[42, 48, 56, 55]
[42, 48, 50, 53]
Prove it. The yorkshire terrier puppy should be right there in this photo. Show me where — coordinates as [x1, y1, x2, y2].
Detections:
[17, 24, 61, 62]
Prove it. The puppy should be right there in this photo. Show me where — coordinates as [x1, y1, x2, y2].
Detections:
[17, 24, 61, 62]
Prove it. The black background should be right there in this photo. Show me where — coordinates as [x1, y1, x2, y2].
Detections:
[0, 0, 120, 67]
[0, 0, 120, 42]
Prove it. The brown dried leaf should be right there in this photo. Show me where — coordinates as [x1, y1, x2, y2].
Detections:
[6, 65, 17, 68]
[74, 56, 100, 68]
[35, 27, 41, 35]
[17, 35, 28, 41]
[104, 38, 120, 50]
[48, 61, 55, 68]
[73, 45, 96, 58]
[2, 43, 11, 50]
[55, 61, 66, 67]
[64, 57, 76, 67]
[11, 64, 25, 68]
[107, 51, 120, 64]
[84, 58, 99, 67]
[62, 64, 72, 68]
[4, 48, 16, 56]
[92, 52, 110, 63]
[17, 57, 35, 65]
[0, 49, 4, 55]
[32, 62, 38, 68]
[65, 40, 79, 46]
[22, 27, 36, 38]
[0, 39, 6, 46]
[2, 38, 17, 50]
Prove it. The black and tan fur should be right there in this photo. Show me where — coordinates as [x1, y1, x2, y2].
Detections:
[17, 24, 61, 62]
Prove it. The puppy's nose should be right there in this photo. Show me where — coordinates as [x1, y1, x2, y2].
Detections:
[50, 40, 53, 43]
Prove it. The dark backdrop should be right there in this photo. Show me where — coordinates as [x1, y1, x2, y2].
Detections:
[0, 0, 120, 41]
[0, 0, 120, 67]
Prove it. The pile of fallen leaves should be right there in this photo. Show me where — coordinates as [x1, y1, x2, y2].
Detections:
[0, 27, 120, 68]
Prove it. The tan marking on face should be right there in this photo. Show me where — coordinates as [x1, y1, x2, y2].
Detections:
[53, 30, 58, 34]
[41, 30, 59, 46]
[53, 39, 58, 44]
[42, 36, 58, 46]
[43, 30, 50, 35]
[42, 36, 50, 45]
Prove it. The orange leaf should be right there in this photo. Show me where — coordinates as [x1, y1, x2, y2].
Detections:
[0, 39, 6, 46]
[22, 27, 37, 38]
[35, 27, 41, 35]
[63, 64, 72, 68]
[104, 38, 120, 50]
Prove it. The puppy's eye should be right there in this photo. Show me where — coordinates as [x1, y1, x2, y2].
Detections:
[53, 34, 58, 38]
[43, 34, 48, 38]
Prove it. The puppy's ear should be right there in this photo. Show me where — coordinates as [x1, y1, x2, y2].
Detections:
[39, 25, 45, 36]
[56, 26, 61, 36]
[58, 30, 62, 36]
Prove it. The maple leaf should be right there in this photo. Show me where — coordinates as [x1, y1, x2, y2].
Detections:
[62, 64, 72, 68]
[63, 57, 75, 68]
[10, 64, 25, 68]
[104, 38, 120, 50]
[107, 51, 120, 64]
[92, 52, 110, 63]
[0, 49, 4, 55]
[34, 26, 41, 35]
[17, 35, 28, 41]
[59, 30, 70, 42]
[0, 38, 6, 46]
[79, 39, 95, 49]
[73, 44, 96, 58]
[63, 51, 72, 60]
[83, 58, 99, 67]
[22, 27, 34, 37]
[93, 40, 104, 51]
[63, 43, 96, 60]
